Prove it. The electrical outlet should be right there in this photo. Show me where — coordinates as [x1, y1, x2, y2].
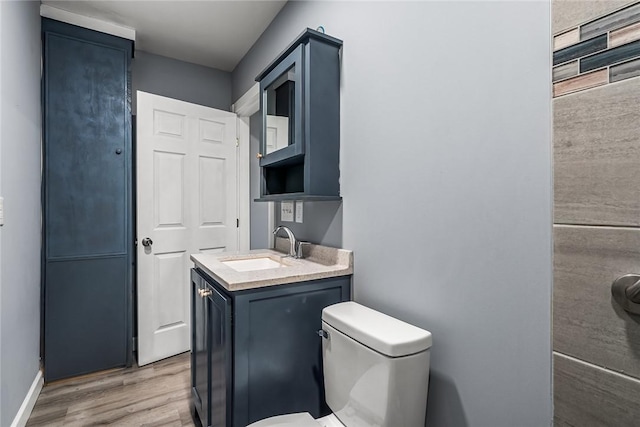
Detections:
[281, 201, 294, 222]
[295, 201, 303, 223]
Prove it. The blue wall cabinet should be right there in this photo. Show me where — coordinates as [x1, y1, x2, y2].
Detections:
[191, 268, 351, 427]
[42, 18, 134, 381]
[256, 29, 343, 201]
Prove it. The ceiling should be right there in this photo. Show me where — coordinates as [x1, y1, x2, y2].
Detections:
[41, 0, 288, 71]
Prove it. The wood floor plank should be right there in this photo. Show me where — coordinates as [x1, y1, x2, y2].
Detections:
[33, 378, 126, 409]
[140, 409, 183, 427]
[27, 353, 195, 427]
[65, 371, 185, 413]
[25, 406, 68, 427]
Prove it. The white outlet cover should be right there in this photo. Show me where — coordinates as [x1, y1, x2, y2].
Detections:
[281, 201, 294, 222]
[295, 201, 303, 223]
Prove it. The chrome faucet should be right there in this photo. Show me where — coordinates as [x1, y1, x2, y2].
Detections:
[273, 225, 298, 258]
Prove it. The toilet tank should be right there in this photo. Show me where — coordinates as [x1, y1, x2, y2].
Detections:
[321, 302, 432, 427]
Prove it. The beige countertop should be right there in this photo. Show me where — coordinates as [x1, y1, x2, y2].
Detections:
[190, 239, 353, 291]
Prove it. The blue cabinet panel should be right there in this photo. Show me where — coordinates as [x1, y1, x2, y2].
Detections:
[42, 18, 133, 382]
[45, 31, 129, 258]
[44, 258, 128, 380]
[244, 287, 342, 422]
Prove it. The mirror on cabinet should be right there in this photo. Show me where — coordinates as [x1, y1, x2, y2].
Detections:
[264, 66, 295, 155]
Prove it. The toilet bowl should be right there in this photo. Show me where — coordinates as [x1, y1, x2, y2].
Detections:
[248, 301, 432, 427]
[247, 412, 343, 427]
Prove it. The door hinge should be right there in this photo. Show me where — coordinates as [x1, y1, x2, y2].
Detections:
[235, 138, 239, 147]
[236, 218, 239, 228]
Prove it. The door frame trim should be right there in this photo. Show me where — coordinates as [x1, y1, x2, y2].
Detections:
[237, 116, 251, 251]
[233, 83, 275, 249]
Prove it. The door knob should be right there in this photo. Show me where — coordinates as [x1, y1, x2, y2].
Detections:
[141, 237, 153, 247]
[611, 274, 640, 314]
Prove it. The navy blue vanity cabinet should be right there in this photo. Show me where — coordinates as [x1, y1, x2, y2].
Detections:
[190, 268, 351, 427]
[255, 29, 343, 201]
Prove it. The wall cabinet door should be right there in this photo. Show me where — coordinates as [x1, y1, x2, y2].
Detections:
[259, 45, 304, 167]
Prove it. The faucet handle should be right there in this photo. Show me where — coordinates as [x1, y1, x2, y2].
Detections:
[296, 241, 311, 259]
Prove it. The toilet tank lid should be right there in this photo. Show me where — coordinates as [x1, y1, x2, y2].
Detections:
[322, 302, 432, 357]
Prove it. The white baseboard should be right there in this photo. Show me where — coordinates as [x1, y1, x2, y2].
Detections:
[10, 370, 43, 427]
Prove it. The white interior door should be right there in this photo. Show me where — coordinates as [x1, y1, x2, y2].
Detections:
[137, 91, 238, 366]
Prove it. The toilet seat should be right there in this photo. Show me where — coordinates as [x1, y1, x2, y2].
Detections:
[247, 412, 344, 427]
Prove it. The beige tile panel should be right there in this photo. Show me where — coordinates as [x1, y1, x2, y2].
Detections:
[554, 225, 640, 378]
[553, 0, 634, 34]
[611, 20, 640, 47]
[553, 68, 607, 97]
[554, 79, 640, 225]
[555, 352, 640, 427]
[554, 28, 580, 50]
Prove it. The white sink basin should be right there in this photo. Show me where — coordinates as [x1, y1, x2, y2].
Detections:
[222, 256, 288, 272]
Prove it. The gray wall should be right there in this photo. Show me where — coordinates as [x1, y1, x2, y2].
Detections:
[0, 1, 42, 425]
[274, 201, 342, 248]
[132, 50, 232, 113]
[232, 2, 552, 426]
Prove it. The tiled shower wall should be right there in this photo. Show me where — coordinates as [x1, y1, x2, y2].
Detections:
[553, 1, 640, 425]
[553, 2, 640, 96]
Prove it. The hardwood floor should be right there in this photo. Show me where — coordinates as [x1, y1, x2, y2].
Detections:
[27, 352, 195, 427]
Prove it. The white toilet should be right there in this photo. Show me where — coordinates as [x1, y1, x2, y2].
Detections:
[248, 301, 433, 427]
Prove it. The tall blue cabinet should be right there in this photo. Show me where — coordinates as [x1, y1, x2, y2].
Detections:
[42, 18, 134, 381]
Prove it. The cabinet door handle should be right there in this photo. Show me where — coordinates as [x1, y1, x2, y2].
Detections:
[198, 288, 212, 298]
[256, 153, 263, 159]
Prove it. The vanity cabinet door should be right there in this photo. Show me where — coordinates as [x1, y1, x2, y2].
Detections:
[192, 269, 233, 427]
[191, 270, 209, 426]
[207, 284, 232, 427]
